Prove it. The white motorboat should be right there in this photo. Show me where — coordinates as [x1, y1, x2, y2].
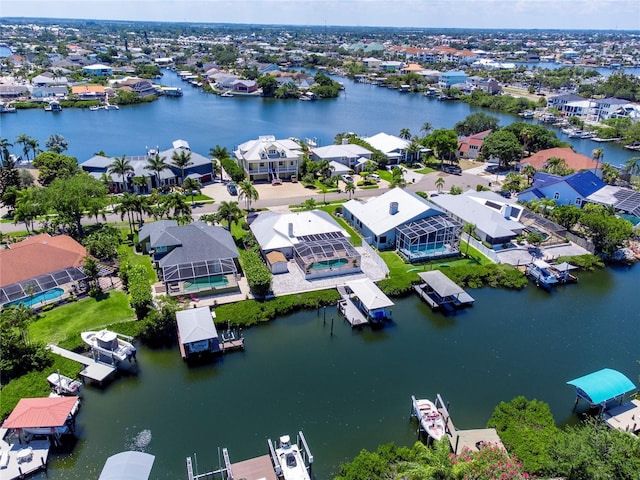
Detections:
[275, 435, 311, 480]
[526, 259, 559, 290]
[413, 397, 446, 441]
[81, 329, 136, 362]
[47, 371, 82, 395]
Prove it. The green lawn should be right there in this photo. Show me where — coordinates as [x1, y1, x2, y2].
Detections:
[29, 291, 135, 346]
[118, 244, 157, 283]
[318, 204, 362, 246]
[415, 166, 437, 174]
[377, 169, 393, 182]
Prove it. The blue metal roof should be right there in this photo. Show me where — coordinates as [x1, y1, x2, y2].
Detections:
[531, 172, 562, 189]
[567, 368, 636, 405]
[564, 170, 606, 197]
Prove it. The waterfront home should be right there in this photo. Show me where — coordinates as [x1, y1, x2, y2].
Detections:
[230, 79, 258, 94]
[70, 84, 106, 100]
[0, 85, 29, 99]
[547, 93, 585, 110]
[31, 72, 69, 87]
[518, 147, 599, 174]
[81, 140, 213, 191]
[438, 71, 467, 89]
[176, 306, 220, 358]
[310, 143, 372, 171]
[138, 221, 240, 297]
[457, 129, 492, 160]
[115, 77, 158, 97]
[234, 135, 304, 182]
[518, 170, 606, 207]
[0, 234, 88, 308]
[83, 64, 113, 76]
[361, 132, 410, 165]
[430, 190, 525, 246]
[343, 188, 460, 259]
[249, 210, 361, 279]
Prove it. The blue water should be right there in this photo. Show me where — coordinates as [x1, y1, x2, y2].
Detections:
[0, 45, 12, 57]
[8, 287, 64, 307]
[0, 69, 636, 168]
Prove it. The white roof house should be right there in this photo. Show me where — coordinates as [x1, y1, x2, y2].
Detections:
[250, 210, 348, 254]
[343, 188, 446, 250]
[346, 278, 394, 311]
[234, 135, 304, 181]
[311, 143, 372, 169]
[361, 132, 409, 163]
[429, 190, 525, 245]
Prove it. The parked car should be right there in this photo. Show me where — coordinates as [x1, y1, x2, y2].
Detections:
[227, 182, 238, 195]
[485, 165, 500, 173]
[442, 165, 462, 175]
[341, 174, 354, 183]
[369, 173, 380, 182]
[498, 190, 511, 198]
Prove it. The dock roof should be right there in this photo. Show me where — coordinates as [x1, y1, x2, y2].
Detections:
[417, 270, 465, 297]
[567, 368, 636, 405]
[176, 306, 218, 344]
[99, 451, 155, 480]
[2, 397, 79, 429]
[346, 278, 394, 310]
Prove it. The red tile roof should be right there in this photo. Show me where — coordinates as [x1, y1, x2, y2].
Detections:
[2, 397, 79, 429]
[0, 234, 87, 287]
[521, 147, 595, 171]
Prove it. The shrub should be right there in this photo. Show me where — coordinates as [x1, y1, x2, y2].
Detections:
[445, 264, 528, 290]
[220, 157, 245, 183]
[128, 264, 152, 320]
[242, 249, 272, 298]
[555, 254, 604, 271]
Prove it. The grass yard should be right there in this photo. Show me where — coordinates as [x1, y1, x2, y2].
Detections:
[118, 243, 157, 283]
[318, 204, 362, 246]
[29, 291, 134, 346]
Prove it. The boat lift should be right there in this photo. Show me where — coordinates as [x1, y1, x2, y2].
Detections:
[268, 431, 313, 478]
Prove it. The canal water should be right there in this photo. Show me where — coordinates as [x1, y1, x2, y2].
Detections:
[44, 266, 638, 479]
[1, 69, 637, 168]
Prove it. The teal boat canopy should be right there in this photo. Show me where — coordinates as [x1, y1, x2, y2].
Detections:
[567, 368, 637, 405]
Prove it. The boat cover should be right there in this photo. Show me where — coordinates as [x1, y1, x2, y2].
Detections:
[99, 451, 155, 480]
[566, 368, 637, 405]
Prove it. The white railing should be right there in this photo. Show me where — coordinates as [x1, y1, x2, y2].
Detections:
[465, 236, 501, 263]
[360, 239, 390, 275]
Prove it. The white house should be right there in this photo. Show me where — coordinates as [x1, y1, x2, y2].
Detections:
[361, 132, 410, 165]
[310, 143, 372, 170]
[234, 135, 304, 182]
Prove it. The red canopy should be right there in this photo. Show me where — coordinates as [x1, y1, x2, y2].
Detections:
[2, 397, 79, 429]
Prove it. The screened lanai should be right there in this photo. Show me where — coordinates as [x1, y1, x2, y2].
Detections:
[293, 236, 361, 278]
[395, 215, 461, 261]
[0, 267, 87, 306]
[161, 258, 238, 296]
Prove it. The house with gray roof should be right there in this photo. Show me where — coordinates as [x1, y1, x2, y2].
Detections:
[138, 221, 239, 296]
[430, 190, 525, 246]
[234, 135, 304, 182]
[343, 188, 461, 260]
[310, 143, 372, 171]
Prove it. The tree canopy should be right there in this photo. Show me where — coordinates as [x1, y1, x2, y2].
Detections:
[481, 130, 522, 168]
[32, 151, 81, 186]
[454, 112, 499, 136]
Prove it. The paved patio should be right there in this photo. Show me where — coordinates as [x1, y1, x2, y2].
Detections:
[496, 243, 590, 266]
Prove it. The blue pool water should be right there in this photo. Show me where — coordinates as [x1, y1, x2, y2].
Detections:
[8, 287, 65, 307]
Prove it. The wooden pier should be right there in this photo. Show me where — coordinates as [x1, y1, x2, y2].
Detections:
[414, 271, 474, 313]
[186, 448, 277, 480]
[47, 344, 116, 383]
[412, 394, 505, 453]
[602, 399, 640, 436]
[337, 297, 368, 326]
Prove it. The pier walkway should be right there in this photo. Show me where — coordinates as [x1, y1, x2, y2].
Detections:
[0, 428, 49, 480]
[47, 345, 116, 383]
[603, 399, 640, 435]
[434, 394, 505, 454]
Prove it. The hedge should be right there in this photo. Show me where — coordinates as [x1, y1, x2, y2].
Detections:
[220, 157, 245, 183]
[243, 249, 272, 298]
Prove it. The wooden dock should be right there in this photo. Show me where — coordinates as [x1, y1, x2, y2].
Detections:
[337, 297, 368, 326]
[430, 394, 505, 453]
[602, 399, 640, 435]
[186, 449, 277, 480]
[0, 428, 50, 480]
[47, 344, 116, 383]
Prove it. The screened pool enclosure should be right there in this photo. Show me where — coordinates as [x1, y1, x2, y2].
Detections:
[395, 216, 461, 261]
[161, 258, 238, 296]
[293, 235, 361, 278]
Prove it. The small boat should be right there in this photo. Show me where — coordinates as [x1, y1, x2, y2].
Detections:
[624, 143, 640, 151]
[526, 260, 559, 289]
[89, 105, 100, 111]
[568, 129, 584, 138]
[519, 110, 535, 119]
[0, 102, 17, 113]
[274, 435, 311, 480]
[580, 131, 596, 139]
[104, 104, 120, 110]
[81, 329, 136, 362]
[47, 371, 82, 395]
[413, 397, 446, 441]
[44, 100, 62, 112]
[220, 90, 234, 97]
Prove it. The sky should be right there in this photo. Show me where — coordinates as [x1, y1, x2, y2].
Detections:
[1, 0, 639, 31]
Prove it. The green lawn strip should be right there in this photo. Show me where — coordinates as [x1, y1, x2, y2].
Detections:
[117, 244, 157, 283]
[29, 291, 135, 347]
[377, 169, 393, 182]
[415, 166, 437, 174]
[213, 290, 341, 327]
[317, 204, 362, 246]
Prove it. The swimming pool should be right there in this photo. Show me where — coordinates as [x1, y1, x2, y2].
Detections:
[183, 276, 229, 292]
[7, 287, 65, 307]
[308, 258, 349, 271]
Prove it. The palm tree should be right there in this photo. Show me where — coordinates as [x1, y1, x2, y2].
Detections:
[216, 200, 242, 230]
[420, 122, 432, 137]
[545, 157, 568, 176]
[591, 148, 604, 175]
[13, 187, 43, 234]
[624, 156, 640, 177]
[165, 192, 192, 219]
[27, 138, 40, 160]
[108, 155, 134, 192]
[390, 166, 406, 188]
[15, 134, 31, 160]
[209, 145, 229, 161]
[145, 152, 170, 189]
[182, 177, 201, 205]
[522, 164, 537, 184]
[344, 181, 356, 199]
[399, 128, 411, 140]
[45, 134, 68, 154]
[462, 222, 476, 257]
[520, 126, 534, 160]
[115, 192, 138, 234]
[238, 179, 259, 211]
[435, 176, 445, 193]
[0, 137, 13, 164]
[172, 149, 193, 185]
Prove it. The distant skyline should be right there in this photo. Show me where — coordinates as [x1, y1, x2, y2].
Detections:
[2, 0, 638, 31]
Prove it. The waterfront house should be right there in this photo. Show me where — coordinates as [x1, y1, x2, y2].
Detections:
[361, 132, 410, 165]
[70, 84, 106, 100]
[176, 306, 220, 358]
[457, 129, 492, 160]
[430, 190, 525, 246]
[83, 64, 113, 76]
[32, 72, 69, 87]
[438, 71, 467, 89]
[234, 135, 304, 182]
[343, 188, 461, 259]
[231, 79, 258, 94]
[116, 77, 158, 97]
[519, 147, 598, 174]
[518, 170, 606, 207]
[547, 93, 584, 110]
[249, 210, 361, 279]
[0, 234, 88, 307]
[310, 143, 372, 171]
[138, 221, 240, 297]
